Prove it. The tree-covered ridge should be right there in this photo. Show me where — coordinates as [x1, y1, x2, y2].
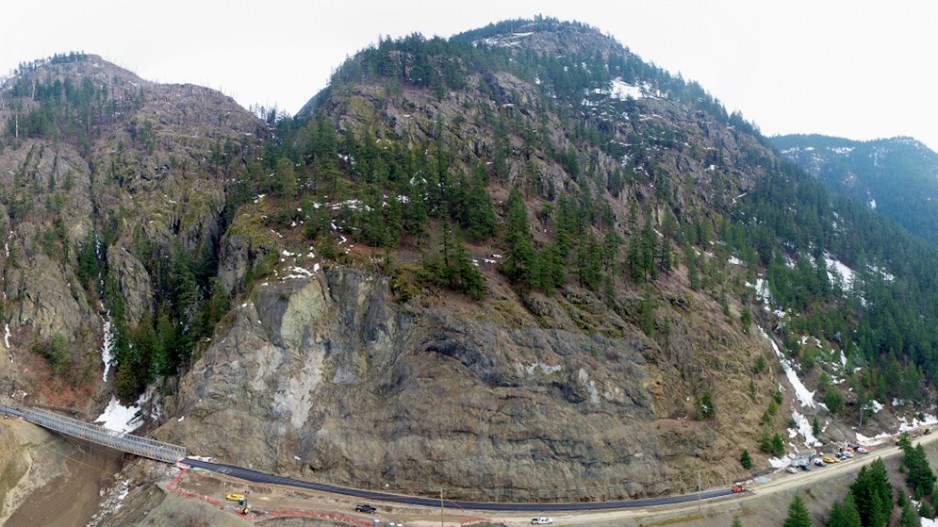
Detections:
[294, 19, 938, 411]
[1, 54, 146, 155]
[772, 133, 938, 247]
[312, 17, 753, 137]
[0, 54, 261, 403]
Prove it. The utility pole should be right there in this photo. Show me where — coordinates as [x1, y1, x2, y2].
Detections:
[440, 488, 444, 527]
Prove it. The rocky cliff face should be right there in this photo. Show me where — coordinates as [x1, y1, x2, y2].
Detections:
[161, 256, 779, 499]
[0, 23, 876, 506]
[0, 55, 263, 407]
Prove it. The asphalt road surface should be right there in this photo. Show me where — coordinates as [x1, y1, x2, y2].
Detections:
[182, 458, 734, 512]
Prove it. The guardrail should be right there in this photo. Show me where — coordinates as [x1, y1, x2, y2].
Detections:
[1, 405, 185, 463]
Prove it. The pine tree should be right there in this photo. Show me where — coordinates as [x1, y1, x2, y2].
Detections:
[731, 516, 743, 527]
[501, 187, 536, 286]
[740, 449, 752, 469]
[114, 359, 138, 404]
[276, 157, 297, 198]
[641, 216, 658, 280]
[462, 164, 497, 241]
[852, 460, 893, 527]
[771, 433, 786, 457]
[900, 500, 919, 527]
[905, 443, 937, 498]
[783, 495, 811, 527]
[827, 494, 862, 527]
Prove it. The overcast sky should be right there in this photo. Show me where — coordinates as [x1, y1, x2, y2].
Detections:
[3, 0, 937, 150]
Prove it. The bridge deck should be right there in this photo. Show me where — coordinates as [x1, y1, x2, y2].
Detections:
[1, 404, 185, 463]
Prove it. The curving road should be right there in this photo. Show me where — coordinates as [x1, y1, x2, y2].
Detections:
[0, 403, 738, 511]
[182, 458, 733, 512]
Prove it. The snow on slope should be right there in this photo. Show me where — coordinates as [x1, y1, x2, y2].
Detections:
[759, 326, 816, 409]
[824, 253, 855, 290]
[95, 396, 143, 435]
[101, 317, 114, 382]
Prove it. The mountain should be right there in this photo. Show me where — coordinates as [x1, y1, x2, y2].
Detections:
[3, 20, 938, 522]
[772, 134, 938, 247]
[0, 52, 263, 407]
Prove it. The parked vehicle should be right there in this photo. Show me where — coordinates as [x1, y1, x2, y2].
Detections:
[226, 493, 245, 502]
[732, 482, 746, 493]
[822, 456, 838, 464]
[532, 517, 554, 525]
[813, 458, 826, 467]
[857, 447, 870, 454]
[355, 505, 377, 514]
[843, 450, 854, 458]
[786, 466, 798, 474]
[800, 464, 811, 472]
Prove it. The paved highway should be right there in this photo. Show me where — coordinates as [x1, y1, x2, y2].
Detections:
[182, 458, 733, 512]
[2, 404, 735, 512]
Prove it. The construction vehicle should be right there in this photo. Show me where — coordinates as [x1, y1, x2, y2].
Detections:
[732, 482, 746, 493]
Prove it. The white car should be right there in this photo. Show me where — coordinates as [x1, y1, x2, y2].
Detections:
[532, 518, 554, 525]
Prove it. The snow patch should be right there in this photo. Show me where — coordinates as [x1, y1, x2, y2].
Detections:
[524, 362, 562, 376]
[747, 278, 772, 302]
[95, 395, 144, 435]
[898, 414, 938, 433]
[791, 410, 822, 447]
[610, 78, 649, 100]
[871, 400, 883, 413]
[769, 456, 789, 468]
[759, 326, 816, 408]
[728, 256, 744, 266]
[823, 253, 855, 290]
[869, 199, 877, 210]
[578, 368, 600, 404]
[283, 266, 314, 280]
[856, 431, 891, 445]
[101, 317, 114, 382]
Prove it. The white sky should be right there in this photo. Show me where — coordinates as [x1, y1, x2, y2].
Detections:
[3, 0, 937, 150]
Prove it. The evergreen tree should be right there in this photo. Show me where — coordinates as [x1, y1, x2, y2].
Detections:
[276, 157, 297, 198]
[783, 495, 812, 527]
[576, 232, 602, 291]
[826, 494, 861, 527]
[501, 187, 536, 286]
[640, 216, 658, 280]
[905, 443, 937, 498]
[771, 432, 786, 457]
[900, 500, 919, 527]
[851, 460, 893, 527]
[740, 449, 752, 469]
[462, 165, 497, 241]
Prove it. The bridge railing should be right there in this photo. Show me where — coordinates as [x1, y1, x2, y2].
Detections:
[21, 408, 186, 463]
